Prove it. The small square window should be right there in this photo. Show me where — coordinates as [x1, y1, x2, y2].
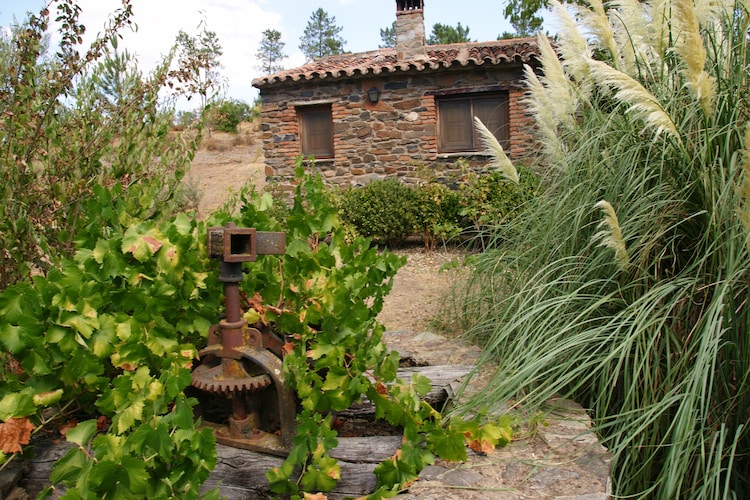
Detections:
[298, 105, 333, 158]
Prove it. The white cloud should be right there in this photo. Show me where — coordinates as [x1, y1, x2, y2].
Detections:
[51, 0, 284, 108]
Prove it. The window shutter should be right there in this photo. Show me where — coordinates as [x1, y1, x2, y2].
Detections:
[438, 99, 473, 151]
[436, 93, 510, 153]
[299, 105, 334, 158]
[474, 96, 510, 150]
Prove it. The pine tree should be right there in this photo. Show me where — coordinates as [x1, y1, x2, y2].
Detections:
[427, 22, 473, 45]
[379, 21, 396, 48]
[299, 8, 346, 61]
[256, 29, 287, 74]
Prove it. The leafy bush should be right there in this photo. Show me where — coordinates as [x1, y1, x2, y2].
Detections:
[458, 166, 540, 244]
[0, 188, 223, 497]
[414, 182, 462, 249]
[173, 109, 198, 130]
[206, 98, 252, 133]
[339, 178, 418, 246]
[454, 0, 750, 497]
[338, 170, 539, 249]
[0, 2, 203, 290]
[460, 166, 539, 227]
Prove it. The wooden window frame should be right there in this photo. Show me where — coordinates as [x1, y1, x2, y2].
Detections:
[297, 104, 334, 159]
[436, 92, 510, 153]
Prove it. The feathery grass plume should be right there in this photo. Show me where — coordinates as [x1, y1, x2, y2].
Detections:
[536, 33, 578, 128]
[576, 0, 621, 65]
[473, 116, 519, 184]
[522, 64, 569, 165]
[672, 0, 716, 115]
[588, 58, 681, 141]
[740, 124, 750, 240]
[646, 0, 672, 64]
[610, 0, 655, 75]
[593, 200, 629, 271]
[549, 0, 592, 89]
[692, 0, 730, 26]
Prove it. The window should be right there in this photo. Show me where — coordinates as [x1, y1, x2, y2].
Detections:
[298, 105, 333, 158]
[437, 93, 509, 153]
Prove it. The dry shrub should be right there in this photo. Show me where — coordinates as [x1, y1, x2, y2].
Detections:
[203, 136, 230, 152]
[232, 131, 255, 147]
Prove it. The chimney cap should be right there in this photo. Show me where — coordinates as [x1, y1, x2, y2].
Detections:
[397, 0, 423, 12]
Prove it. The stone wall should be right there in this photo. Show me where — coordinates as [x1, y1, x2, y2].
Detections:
[259, 65, 537, 187]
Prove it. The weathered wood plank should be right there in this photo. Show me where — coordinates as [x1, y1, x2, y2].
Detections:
[397, 364, 473, 403]
[203, 438, 399, 499]
[329, 436, 402, 463]
[338, 364, 474, 418]
[20, 365, 473, 499]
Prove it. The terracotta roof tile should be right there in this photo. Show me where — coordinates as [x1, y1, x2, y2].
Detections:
[252, 37, 540, 88]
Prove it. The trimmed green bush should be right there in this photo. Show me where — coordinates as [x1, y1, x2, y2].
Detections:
[337, 169, 540, 248]
[414, 182, 462, 249]
[339, 178, 418, 246]
[459, 165, 540, 238]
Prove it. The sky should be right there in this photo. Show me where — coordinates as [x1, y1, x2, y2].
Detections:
[0, 1, 526, 110]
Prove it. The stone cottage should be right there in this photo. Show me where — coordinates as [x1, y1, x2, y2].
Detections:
[251, 0, 540, 186]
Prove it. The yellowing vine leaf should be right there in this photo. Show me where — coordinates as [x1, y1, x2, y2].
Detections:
[303, 493, 328, 500]
[121, 226, 166, 262]
[467, 421, 513, 455]
[0, 417, 34, 453]
[468, 437, 496, 455]
[32, 389, 63, 406]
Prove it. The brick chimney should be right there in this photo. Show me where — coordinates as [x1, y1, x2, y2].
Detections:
[395, 0, 427, 61]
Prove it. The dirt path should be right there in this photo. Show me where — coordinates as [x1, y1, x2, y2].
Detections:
[186, 124, 266, 218]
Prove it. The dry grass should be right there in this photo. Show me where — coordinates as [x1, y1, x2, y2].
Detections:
[198, 121, 257, 151]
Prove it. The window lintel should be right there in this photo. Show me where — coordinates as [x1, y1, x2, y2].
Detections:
[291, 98, 338, 107]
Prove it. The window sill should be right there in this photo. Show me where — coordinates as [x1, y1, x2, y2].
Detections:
[436, 152, 491, 159]
[302, 157, 335, 163]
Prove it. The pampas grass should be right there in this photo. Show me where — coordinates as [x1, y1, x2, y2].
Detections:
[451, 0, 750, 497]
[473, 116, 519, 183]
[522, 65, 569, 165]
[593, 200, 629, 271]
[672, 0, 716, 115]
[536, 33, 578, 128]
[740, 124, 750, 239]
[520, 32, 580, 166]
[549, 0, 593, 97]
[588, 59, 681, 141]
[576, 0, 620, 64]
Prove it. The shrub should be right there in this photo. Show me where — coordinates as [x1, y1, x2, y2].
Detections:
[459, 166, 540, 242]
[337, 169, 540, 249]
[206, 98, 252, 133]
[339, 178, 418, 246]
[414, 182, 462, 249]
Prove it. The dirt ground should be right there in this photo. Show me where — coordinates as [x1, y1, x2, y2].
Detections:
[186, 125, 459, 332]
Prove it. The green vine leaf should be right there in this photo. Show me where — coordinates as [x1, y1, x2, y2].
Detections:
[0, 393, 36, 420]
[65, 420, 98, 447]
[88, 456, 150, 496]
